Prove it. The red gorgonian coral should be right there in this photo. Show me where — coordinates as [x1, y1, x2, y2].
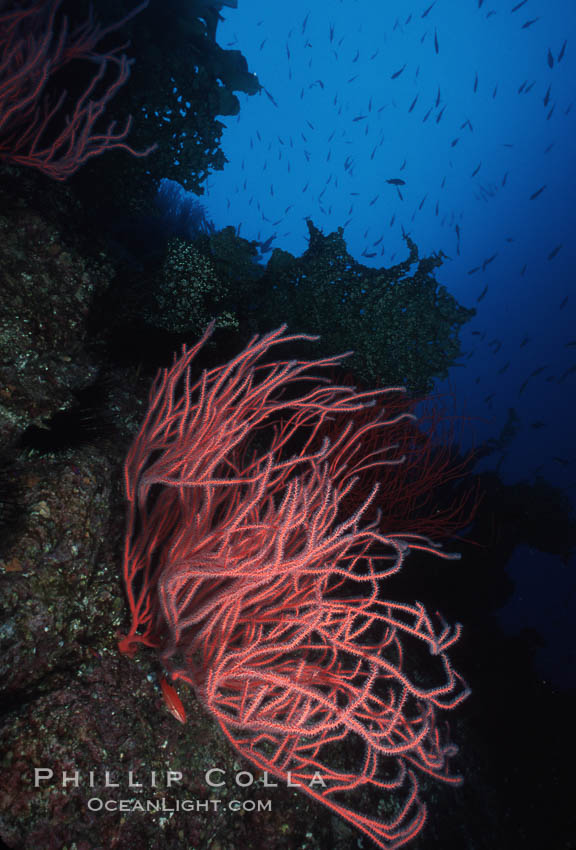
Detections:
[0, 0, 155, 179]
[119, 324, 470, 850]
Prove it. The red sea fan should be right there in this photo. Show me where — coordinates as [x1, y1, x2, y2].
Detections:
[0, 0, 155, 179]
[119, 324, 470, 850]
[316, 377, 480, 542]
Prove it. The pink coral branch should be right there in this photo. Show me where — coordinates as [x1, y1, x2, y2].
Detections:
[119, 325, 469, 850]
[0, 0, 155, 179]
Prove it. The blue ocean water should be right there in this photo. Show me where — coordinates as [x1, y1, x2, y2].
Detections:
[181, 0, 576, 690]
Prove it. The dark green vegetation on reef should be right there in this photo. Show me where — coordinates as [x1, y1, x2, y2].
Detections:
[252, 221, 475, 394]
[128, 219, 475, 395]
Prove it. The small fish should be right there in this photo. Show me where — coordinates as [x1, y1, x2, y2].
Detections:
[434, 28, 439, 53]
[482, 253, 498, 269]
[544, 85, 551, 106]
[436, 87, 441, 107]
[559, 295, 568, 308]
[474, 72, 478, 93]
[559, 364, 576, 382]
[436, 105, 446, 123]
[558, 40, 567, 62]
[522, 17, 540, 29]
[511, 0, 528, 10]
[530, 365, 548, 377]
[498, 362, 511, 374]
[530, 421, 546, 429]
[259, 234, 276, 252]
[386, 178, 406, 185]
[468, 266, 481, 275]
[421, 1, 436, 18]
[160, 677, 186, 724]
[520, 336, 530, 347]
[565, 340, 576, 347]
[518, 379, 530, 396]
[547, 48, 554, 68]
[477, 284, 489, 302]
[558, 363, 576, 383]
[391, 65, 407, 79]
[548, 244, 562, 261]
[263, 88, 278, 107]
[529, 185, 546, 200]
[408, 94, 419, 112]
